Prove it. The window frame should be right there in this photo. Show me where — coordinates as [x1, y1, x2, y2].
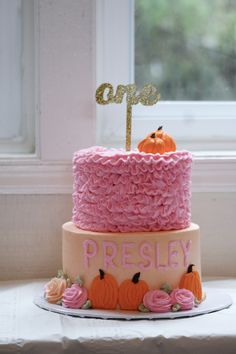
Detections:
[96, 0, 236, 193]
[0, 0, 96, 194]
[96, 0, 236, 154]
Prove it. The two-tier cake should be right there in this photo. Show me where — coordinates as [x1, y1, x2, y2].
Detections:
[44, 126, 202, 313]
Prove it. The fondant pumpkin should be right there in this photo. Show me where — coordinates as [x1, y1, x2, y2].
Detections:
[118, 272, 149, 310]
[179, 264, 202, 302]
[89, 269, 118, 309]
[137, 126, 176, 154]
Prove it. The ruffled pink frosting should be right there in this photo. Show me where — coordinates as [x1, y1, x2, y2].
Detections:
[62, 284, 88, 309]
[170, 288, 194, 310]
[143, 289, 172, 313]
[72, 146, 192, 232]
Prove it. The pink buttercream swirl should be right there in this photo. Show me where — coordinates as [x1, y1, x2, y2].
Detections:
[72, 146, 192, 232]
[62, 284, 88, 309]
[170, 288, 194, 310]
[143, 289, 172, 313]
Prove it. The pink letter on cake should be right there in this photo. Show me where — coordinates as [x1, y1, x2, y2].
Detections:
[156, 243, 168, 271]
[168, 240, 179, 269]
[83, 239, 97, 268]
[122, 242, 135, 269]
[139, 242, 154, 270]
[180, 240, 192, 267]
[103, 241, 118, 270]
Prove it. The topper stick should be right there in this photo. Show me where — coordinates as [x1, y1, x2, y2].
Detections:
[126, 103, 132, 151]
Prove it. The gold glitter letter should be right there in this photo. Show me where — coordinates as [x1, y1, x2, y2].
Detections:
[139, 84, 160, 106]
[126, 84, 140, 105]
[96, 83, 114, 105]
[114, 85, 127, 103]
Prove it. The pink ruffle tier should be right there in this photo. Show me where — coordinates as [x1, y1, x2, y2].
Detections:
[72, 146, 192, 233]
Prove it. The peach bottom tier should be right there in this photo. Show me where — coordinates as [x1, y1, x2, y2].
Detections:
[72, 146, 192, 232]
[62, 222, 201, 290]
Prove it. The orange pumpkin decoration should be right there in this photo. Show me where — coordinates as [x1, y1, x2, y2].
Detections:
[118, 272, 149, 310]
[89, 269, 118, 309]
[179, 264, 202, 302]
[137, 126, 176, 154]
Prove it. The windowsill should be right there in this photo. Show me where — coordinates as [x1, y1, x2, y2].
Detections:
[0, 159, 73, 194]
[0, 153, 235, 194]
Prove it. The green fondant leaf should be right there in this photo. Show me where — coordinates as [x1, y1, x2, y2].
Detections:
[82, 300, 92, 310]
[57, 269, 64, 278]
[171, 303, 181, 312]
[138, 303, 150, 313]
[160, 283, 172, 294]
[57, 269, 71, 286]
[75, 276, 84, 286]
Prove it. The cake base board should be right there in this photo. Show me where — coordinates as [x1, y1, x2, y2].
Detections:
[34, 288, 232, 320]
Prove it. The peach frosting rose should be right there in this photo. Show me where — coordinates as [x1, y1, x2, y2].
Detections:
[143, 289, 172, 313]
[45, 277, 67, 303]
[170, 288, 194, 310]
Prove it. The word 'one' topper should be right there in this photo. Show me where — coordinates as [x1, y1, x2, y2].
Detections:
[96, 83, 160, 151]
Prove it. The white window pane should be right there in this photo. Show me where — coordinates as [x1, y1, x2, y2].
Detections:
[0, 0, 35, 154]
[135, 0, 236, 101]
[133, 0, 236, 152]
[0, 0, 22, 139]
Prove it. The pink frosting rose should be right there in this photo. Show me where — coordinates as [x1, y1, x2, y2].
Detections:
[143, 290, 172, 313]
[62, 284, 88, 309]
[45, 277, 67, 303]
[170, 288, 194, 310]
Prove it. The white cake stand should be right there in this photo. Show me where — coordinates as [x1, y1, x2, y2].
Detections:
[34, 288, 232, 320]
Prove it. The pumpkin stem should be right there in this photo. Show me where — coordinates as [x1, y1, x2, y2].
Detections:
[99, 269, 105, 279]
[132, 272, 140, 284]
[187, 264, 195, 273]
[150, 133, 156, 138]
[157, 126, 163, 131]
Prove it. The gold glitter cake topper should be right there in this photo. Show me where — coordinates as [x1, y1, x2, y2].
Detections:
[96, 83, 160, 151]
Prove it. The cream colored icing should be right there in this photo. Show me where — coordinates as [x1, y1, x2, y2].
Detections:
[62, 222, 201, 290]
[44, 277, 67, 304]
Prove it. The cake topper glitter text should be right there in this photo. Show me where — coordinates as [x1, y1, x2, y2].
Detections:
[96, 83, 160, 151]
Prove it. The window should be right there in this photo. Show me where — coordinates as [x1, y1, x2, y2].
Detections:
[0, 0, 35, 155]
[96, 0, 236, 154]
[135, 0, 236, 101]
[0, 0, 95, 194]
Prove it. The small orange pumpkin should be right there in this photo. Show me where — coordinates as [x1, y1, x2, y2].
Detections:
[138, 126, 176, 154]
[179, 264, 202, 302]
[89, 269, 118, 309]
[118, 272, 149, 310]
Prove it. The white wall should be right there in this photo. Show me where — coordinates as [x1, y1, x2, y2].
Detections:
[38, 0, 96, 161]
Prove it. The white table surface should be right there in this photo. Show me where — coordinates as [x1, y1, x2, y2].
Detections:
[0, 278, 236, 354]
